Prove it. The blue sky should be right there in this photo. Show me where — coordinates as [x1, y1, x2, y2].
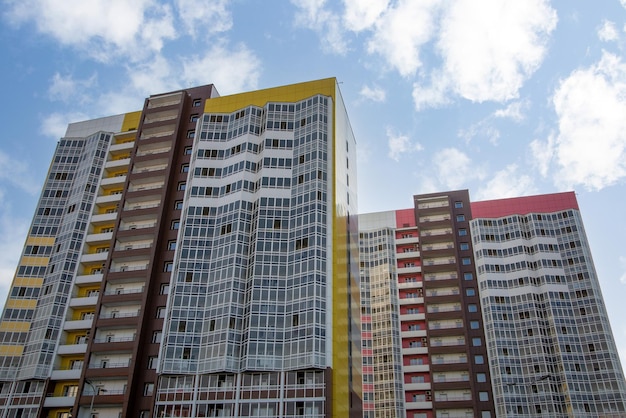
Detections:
[1, 0, 626, 369]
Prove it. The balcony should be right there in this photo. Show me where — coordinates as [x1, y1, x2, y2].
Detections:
[57, 343, 88, 355]
[43, 395, 75, 408]
[63, 319, 93, 331]
[85, 231, 113, 243]
[90, 212, 118, 224]
[109, 141, 134, 153]
[50, 368, 81, 380]
[74, 273, 104, 285]
[100, 175, 127, 187]
[69, 296, 99, 308]
[80, 252, 109, 264]
[105, 158, 131, 169]
[95, 194, 122, 205]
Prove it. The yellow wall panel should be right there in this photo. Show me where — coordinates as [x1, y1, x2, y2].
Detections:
[0, 345, 24, 356]
[13, 277, 44, 287]
[4, 299, 37, 309]
[19, 256, 50, 266]
[0, 321, 30, 332]
[25, 236, 56, 246]
[122, 111, 142, 132]
[204, 78, 336, 114]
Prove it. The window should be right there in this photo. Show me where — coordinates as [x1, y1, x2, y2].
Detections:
[464, 272, 474, 281]
[164, 262, 173, 272]
[468, 304, 478, 312]
[143, 383, 154, 396]
[148, 356, 158, 369]
[192, 99, 202, 107]
[460, 242, 469, 250]
[462, 258, 471, 265]
[181, 164, 189, 173]
[458, 228, 468, 236]
[167, 240, 177, 251]
[184, 146, 192, 155]
[456, 214, 465, 221]
[156, 307, 166, 318]
[190, 114, 199, 122]
[152, 331, 162, 343]
[475, 355, 484, 364]
[174, 200, 183, 210]
[466, 288, 476, 296]
[476, 373, 487, 382]
[470, 320, 480, 329]
[177, 182, 186, 191]
[455, 201, 463, 208]
[186, 130, 195, 139]
[171, 220, 180, 230]
[472, 337, 482, 346]
[479, 392, 489, 401]
[481, 412, 492, 418]
[160, 284, 170, 295]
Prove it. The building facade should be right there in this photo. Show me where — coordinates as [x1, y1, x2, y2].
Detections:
[0, 77, 625, 418]
[0, 78, 362, 418]
[471, 192, 626, 417]
[358, 195, 496, 418]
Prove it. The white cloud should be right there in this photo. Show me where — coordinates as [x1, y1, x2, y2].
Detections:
[494, 100, 529, 122]
[4, 0, 176, 62]
[431, 147, 486, 189]
[48, 72, 97, 104]
[291, 0, 349, 54]
[0, 150, 40, 195]
[175, 0, 233, 37]
[535, 52, 626, 190]
[529, 134, 555, 177]
[182, 43, 261, 95]
[412, 73, 452, 110]
[359, 85, 386, 102]
[367, 0, 440, 77]
[387, 127, 423, 161]
[475, 164, 537, 200]
[458, 121, 500, 146]
[343, 0, 389, 32]
[598, 20, 619, 42]
[435, 0, 557, 103]
[41, 112, 90, 139]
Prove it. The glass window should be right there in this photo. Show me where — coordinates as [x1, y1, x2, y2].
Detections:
[472, 337, 482, 346]
[462, 257, 471, 265]
[167, 240, 176, 250]
[164, 262, 173, 272]
[479, 392, 489, 401]
[468, 304, 478, 312]
[177, 182, 186, 191]
[481, 411, 492, 418]
[460, 242, 469, 250]
[192, 99, 202, 107]
[456, 214, 465, 221]
[464, 273, 474, 281]
[171, 220, 180, 230]
[459, 228, 468, 236]
[174, 200, 183, 210]
[475, 355, 485, 364]
[181, 164, 189, 173]
[466, 288, 476, 296]
[455, 201, 463, 208]
[470, 320, 480, 329]
[477, 373, 487, 382]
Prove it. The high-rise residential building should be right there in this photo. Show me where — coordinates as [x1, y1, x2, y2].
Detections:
[470, 192, 626, 417]
[0, 78, 362, 418]
[358, 190, 625, 418]
[358, 193, 495, 418]
[1, 76, 624, 418]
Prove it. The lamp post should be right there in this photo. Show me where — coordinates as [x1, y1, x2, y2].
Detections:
[84, 379, 107, 417]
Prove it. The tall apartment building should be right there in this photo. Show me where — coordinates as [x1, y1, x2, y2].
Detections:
[359, 193, 495, 418]
[358, 190, 625, 418]
[0, 78, 362, 418]
[471, 192, 626, 417]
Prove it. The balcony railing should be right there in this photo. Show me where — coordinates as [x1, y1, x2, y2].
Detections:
[109, 265, 148, 273]
[93, 336, 135, 343]
[99, 311, 140, 319]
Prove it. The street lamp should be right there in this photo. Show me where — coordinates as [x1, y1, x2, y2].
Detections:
[84, 379, 107, 417]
